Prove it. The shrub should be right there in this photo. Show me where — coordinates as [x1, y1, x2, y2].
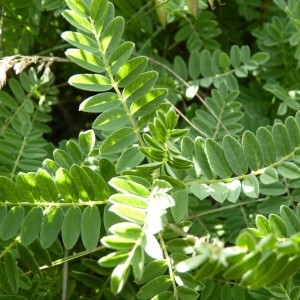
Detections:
[1, 0, 300, 299]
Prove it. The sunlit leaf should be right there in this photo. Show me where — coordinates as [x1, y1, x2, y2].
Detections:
[100, 127, 137, 155]
[69, 74, 112, 92]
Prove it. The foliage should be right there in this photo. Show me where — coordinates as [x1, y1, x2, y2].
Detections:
[2, 0, 300, 299]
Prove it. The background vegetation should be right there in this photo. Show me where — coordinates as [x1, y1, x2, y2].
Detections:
[1, 0, 300, 299]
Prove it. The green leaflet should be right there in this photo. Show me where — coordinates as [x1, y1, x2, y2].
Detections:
[277, 162, 300, 179]
[116, 145, 145, 173]
[62, 10, 93, 33]
[116, 56, 148, 86]
[174, 56, 188, 81]
[137, 259, 168, 285]
[175, 254, 208, 273]
[230, 45, 242, 68]
[79, 92, 120, 113]
[101, 235, 136, 250]
[55, 168, 79, 202]
[17, 243, 42, 278]
[20, 207, 43, 246]
[242, 175, 259, 198]
[269, 214, 288, 238]
[272, 123, 292, 157]
[236, 230, 256, 251]
[222, 135, 247, 175]
[40, 207, 64, 249]
[137, 275, 172, 300]
[100, 16, 125, 53]
[240, 251, 277, 288]
[70, 164, 95, 201]
[280, 205, 300, 235]
[109, 204, 146, 224]
[130, 88, 167, 118]
[223, 251, 262, 280]
[260, 167, 278, 184]
[36, 169, 58, 202]
[123, 71, 158, 103]
[226, 179, 241, 203]
[132, 245, 144, 281]
[242, 131, 264, 170]
[98, 251, 129, 268]
[4, 251, 19, 294]
[81, 205, 101, 251]
[29, 239, 52, 267]
[266, 256, 300, 286]
[109, 177, 150, 197]
[110, 260, 131, 295]
[171, 190, 189, 222]
[255, 215, 272, 236]
[61, 31, 98, 53]
[210, 182, 228, 203]
[0, 207, 24, 240]
[166, 238, 194, 254]
[79, 130, 96, 155]
[65, 0, 89, 17]
[69, 74, 112, 92]
[90, 0, 108, 24]
[62, 206, 82, 250]
[109, 193, 148, 208]
[177, 286, 199, 300]
[0, 176, 20, 203]
[174, 271, 202, 292]
[82, 167, 110, 201]
[194, 138, 214, 179]
[66, 140, 83, 165]
[205, 139, 232, 178]
[100, 127, 137, 155]
[188, 51, 201, 80]
[9, 78, 25, 101]
[109, 222, 142, 239]
[285, 116, 300, 148]
[53, 149, 73, 169]
[65, 49, 106, 73]
[190, 183, 211, 200]
[108, 41, 135, 73]
[248, 253, 287, 289]
[93, 107, 130, 131]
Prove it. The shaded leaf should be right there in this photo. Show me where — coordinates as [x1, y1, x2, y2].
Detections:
[81, 206, 101, 251]
[40, 207, 64, 248]
[62, 207, 82, 250]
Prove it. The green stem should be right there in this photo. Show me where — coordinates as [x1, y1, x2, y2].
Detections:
[158, 233, 179, 300]
[91, 22, 146, 149]
[0, 200, 107, 208]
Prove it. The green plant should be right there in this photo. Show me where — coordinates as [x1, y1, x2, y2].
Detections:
[2, 0, 300, 299]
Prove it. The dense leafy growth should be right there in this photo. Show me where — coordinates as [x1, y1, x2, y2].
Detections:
[1, 0, 300, 299]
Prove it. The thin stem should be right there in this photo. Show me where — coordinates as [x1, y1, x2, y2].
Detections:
[91, 20, 146, 149]
[0, 239, 19, 260]
[62, 249, 68, 300]
[158, 233, 179, 300]
[148, 57, 230, 135]
[189, 198, 265, 219]
[0, 200, 107, 208]
[165, 98, 209, 137]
